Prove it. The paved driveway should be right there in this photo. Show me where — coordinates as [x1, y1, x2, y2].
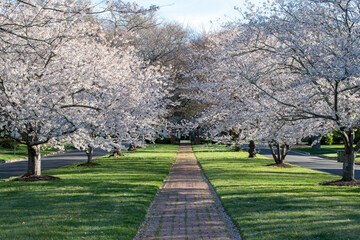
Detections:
[0, 149, 109, 179]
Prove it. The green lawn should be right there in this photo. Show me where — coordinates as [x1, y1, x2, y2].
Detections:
[193, 145, 360, 240]
[0, 144, 73, 162]
[0, 144, 179, 240]
[293, 144, 360, 163]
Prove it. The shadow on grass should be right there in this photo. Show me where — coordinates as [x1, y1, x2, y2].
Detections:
[0, 145, 179, 240]
[218, 187, 360, 240]
[194, 150, 360, 240]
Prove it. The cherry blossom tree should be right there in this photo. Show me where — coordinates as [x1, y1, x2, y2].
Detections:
[187, 0, 359, 180]
[185, 29, 328, 165]
[231, 0, 360, 181]
[0, 0, 100, 176]
[0, 0, 170, 176]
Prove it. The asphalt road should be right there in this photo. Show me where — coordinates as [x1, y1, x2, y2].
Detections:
[2, 145, 359, 180]
[257, 147, 360, 180]
[0, 148, 110, 180]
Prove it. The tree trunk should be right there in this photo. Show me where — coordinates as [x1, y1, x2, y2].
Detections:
[27, 145, 41, 176]
[342, 131, 355, 181]
[85, 146, 94, 164]
[234, 140, 242, 152]
[269, 143, 278, 163]
[268, 142, 290, 164]
[277, 143, 281, 164]
[269, 143, 284, 164]
[112, 148, 124, 157]
[312, 135, 321, 150]
[128, 143, 137, 151]
[248, 140, 256, 158]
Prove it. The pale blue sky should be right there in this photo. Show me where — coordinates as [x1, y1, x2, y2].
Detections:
[93, 0, 265, 32]
[133, 0, 258, 32]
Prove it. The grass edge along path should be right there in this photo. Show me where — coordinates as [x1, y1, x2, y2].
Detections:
[0, 144, 179, 240]
[193, 145, 360, 240]
[134, 143, 241, 240]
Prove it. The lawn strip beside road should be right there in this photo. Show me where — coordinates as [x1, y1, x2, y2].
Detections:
[0, 144, 74, 162]
[0, 144, 179, 240]
[257, 147, 360, 180]
[292, 144, 360, 163]
[193, 145, 360, 240]
[0, 148, 109, 179]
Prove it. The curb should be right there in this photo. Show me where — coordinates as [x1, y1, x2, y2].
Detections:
[290, 149, 360, 165]
[290, 149, 311, 156]
[0, 158, 27, 164]
[0, 149, 74, 165]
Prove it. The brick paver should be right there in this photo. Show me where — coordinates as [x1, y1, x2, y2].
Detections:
[135, 143, 236, 240]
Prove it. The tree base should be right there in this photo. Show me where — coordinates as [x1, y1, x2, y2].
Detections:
[266, 163, 293, 168]
[234, 146, 242, 152]
[12, 175, 61, 182]
[108, 152, 124, 157]
[77, 162, 101, 167]
[319, 179, 360, 187]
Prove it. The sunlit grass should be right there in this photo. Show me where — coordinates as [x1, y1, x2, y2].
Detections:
[0, 144, 178, 240]
[293, 144, 360, 162]
[193, 145, 360, 240]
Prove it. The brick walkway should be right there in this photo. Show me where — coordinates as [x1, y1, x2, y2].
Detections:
[135, 143, 240, 240]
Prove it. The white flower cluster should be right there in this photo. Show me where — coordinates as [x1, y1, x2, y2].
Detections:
[0, 0, 170, 174]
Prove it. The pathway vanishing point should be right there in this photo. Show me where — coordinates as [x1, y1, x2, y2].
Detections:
[135, 143, 241, 240]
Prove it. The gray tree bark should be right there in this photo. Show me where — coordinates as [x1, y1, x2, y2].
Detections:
[235, 143, 242, 152]
[111, 148, 124, 157]
[27, 145, 41, 176]
[268, 142, 290, 164]
[342, 131, 356, 181]
[248, 140, 256, 158]
[128, 143, 137, 151]
[85, 146, 94, 164]
[312, 135, 321, 150]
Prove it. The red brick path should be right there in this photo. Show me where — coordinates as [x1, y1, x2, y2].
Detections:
[135, 143, 235, 240]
